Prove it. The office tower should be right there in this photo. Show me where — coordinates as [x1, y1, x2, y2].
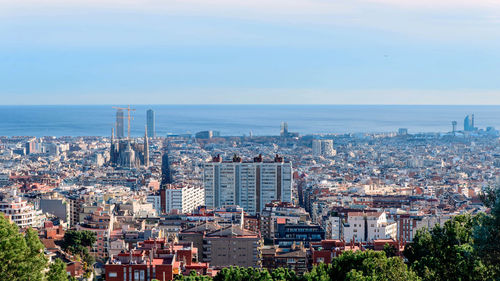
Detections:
[452, 121, 457, 133]
[144, 126, 149, 167]
[398, 128, 408, 135]
[116, 109, 124, 139]
[146, 109, 155, 138]
[161, 153, 172, 186]
[203, 154, 293, 215]
[312, 139, 335, 157]
[464, 114, 478, 132]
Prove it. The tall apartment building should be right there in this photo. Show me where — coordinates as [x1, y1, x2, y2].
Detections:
[203, 154, 292, 214]
[160, 185, 204, 214]
[312, 139, 336, 157]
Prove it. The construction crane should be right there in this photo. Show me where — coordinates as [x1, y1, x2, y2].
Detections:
[112, 105, 136, 139]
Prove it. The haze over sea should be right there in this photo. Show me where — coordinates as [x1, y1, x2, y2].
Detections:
[1, 105, 499, 137]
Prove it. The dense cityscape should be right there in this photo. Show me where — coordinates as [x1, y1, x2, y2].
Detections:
[1, 107, 500, 280]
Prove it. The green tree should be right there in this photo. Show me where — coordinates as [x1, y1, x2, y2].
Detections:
[303, 263, 330, 281]
[61, 230, 96, 272]
[61, 230, 96, 256]
[323, 250, 420, 281]
[0, 214, 48, 281]
[404, 215, 490, 281]
[47, 258, 69, 281]
[475, 187, 500, 278]
[213, 267, 272, 281]
[383, 243, 397, 257]
[174, 270, 213, 281]
[270, 267, 299, 281]
[24, 227, 48, 280]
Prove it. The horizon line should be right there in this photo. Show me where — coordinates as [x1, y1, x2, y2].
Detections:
[0, 104, 500, 106]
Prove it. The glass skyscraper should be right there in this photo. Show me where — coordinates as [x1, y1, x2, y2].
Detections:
[116, 109, 124, 139]
[146, 109, 155, 138]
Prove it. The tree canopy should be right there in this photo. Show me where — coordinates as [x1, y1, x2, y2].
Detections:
[0, 215, 47, 281]
[47, 258, 69, 281]
[474, 186, 500, 278]
[0, 214, 75, 281]
[61, 229, 96, 256]
[404, 214, 490, 281]
[305, 250, 420, 281]
[61, 229, 96, 271]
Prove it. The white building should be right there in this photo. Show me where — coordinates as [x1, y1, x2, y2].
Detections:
[203, 154, 292, 214]
[0, 190, 44, 228]
[146, 194, 161, 215]
[312, 140, 336, 157]
[327, 216, 341, 239]
[161, 185, 204, 214]
[343, 212, 397, 242]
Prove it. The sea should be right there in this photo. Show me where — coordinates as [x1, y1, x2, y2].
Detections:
[0, 105, 499, 137]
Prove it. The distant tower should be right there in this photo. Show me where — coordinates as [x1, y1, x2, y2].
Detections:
[147, 109, 155, 138]
[116, 109, 124, 139]
[144, 126, 149, 167]
[280, 122, 289, 137]
[472, 114, 475, 130]
[452, 121, 457, 133]
[464, 115, 472, 132]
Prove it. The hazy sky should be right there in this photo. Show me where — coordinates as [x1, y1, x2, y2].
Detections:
[1, 0, 500, 105]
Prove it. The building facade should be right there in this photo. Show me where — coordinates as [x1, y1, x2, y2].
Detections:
[146, 109, 155, 138]
[342, 212, 397, 242]
[312, 139, 335, 157]
[203, 155, 292, 214]
[0, 190, 44, 228]
[116, 109, 124, 139]
[160, 185, 204, 214]
[202, 225, 262, 269]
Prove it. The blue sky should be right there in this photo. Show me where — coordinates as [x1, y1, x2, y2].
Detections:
[1, 0, 500, 104]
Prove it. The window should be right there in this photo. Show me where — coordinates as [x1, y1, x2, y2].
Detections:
[109, 272, 117, 277]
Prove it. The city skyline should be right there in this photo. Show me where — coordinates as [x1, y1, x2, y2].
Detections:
[1, 1, 500, 280]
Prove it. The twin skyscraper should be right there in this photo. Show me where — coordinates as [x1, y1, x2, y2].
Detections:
[114, 107, 155, 139]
